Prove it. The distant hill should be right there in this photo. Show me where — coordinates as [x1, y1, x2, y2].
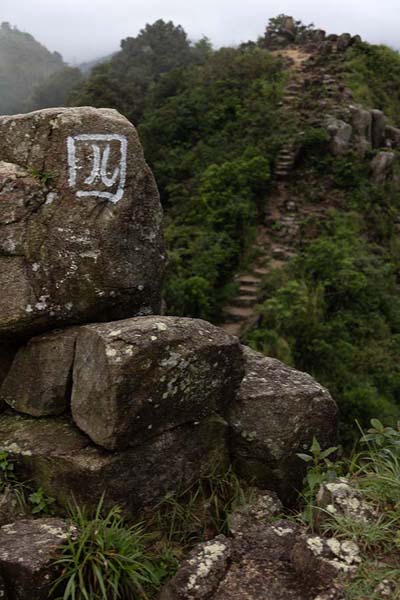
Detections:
[0, 22, 64, 114]
[78, 54, 114, 74]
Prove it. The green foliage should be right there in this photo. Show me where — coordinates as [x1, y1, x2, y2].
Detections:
[0, 450, 16, 491]
[297, 438, 340, 523]
[138, 46, 288, 318]
[52, 498, 162, 600]
[151, 466, 250, 547]
[247, 208, 400, 442]
[344, 42, 400, 125]
[70, 20, 203, 124]
[28, 487, 56, 515]
[298, 419, 400, 598]
[0, 22, 64, 114]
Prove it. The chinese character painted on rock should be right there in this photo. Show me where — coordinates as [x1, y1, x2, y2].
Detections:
[67, 134, 128, 203]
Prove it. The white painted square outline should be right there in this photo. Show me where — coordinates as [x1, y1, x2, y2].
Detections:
[67, 133, 128, 204]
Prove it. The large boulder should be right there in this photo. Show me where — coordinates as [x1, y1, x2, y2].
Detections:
[370, 151, 396, 183]
[0, 107, 165, 342]
[349, 105, 372, 155]
[0, 411, 228, 513]
[161, 519, 352, 600]
[325, 117, 352, 156]
[1, 328, 78, 416]
[71, 316, 244, 450]
[371, 109, 386, 149]
[0, 518, 77, 600]
[228, 347, 338, 504]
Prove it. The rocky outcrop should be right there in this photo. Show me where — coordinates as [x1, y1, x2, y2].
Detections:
[228, 347, 337, 504]
[161, 516, 357, 599]
[71, 316, 243, 450]
[0, 518, 77, 600]
[370, 151, 396, 183]
[0, 107, 165, 342]
[325, 117, 352, 156]
[0, 411, 228, 513]
[1, 328, 78, 416]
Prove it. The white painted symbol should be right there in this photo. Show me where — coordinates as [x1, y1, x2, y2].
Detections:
[67, 134, 128, 203]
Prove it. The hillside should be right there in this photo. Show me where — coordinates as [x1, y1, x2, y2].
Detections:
[0, 22, 66, 114]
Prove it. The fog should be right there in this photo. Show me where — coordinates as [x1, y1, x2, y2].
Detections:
[2, 0, 400, 64]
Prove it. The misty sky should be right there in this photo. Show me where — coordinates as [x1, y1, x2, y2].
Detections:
[2, 0, 400, 64]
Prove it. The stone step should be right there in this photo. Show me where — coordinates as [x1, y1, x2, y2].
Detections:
[236, 275, 262, 286]
[239, 285, 260, 295]
[252, 266, 270, 277]
[231, 295, 258, 308]
[223, 306, 254, 323]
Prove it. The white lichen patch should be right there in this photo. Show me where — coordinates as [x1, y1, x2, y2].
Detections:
[271, 525, 294, 537]
[186, 540, 227, 591]
[307, 536, 324, 555]
[154, 322, 168, 332]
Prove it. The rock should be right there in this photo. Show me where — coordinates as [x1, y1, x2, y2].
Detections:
[0, 345, 15, 393]
[292, 534, 361, 584]
[0, 107, 165, 343]
[0, 518, 77, 600]
[349, 105, 372, 154]
[0, 411, 228, 514]
[0, 574, 7, 599]
[385, 125, 400, 148]
[370, 151, 396, 183]
[228, 488, 283, 537]
[371, 109, 386, 148]
[161, 517, 357, 599]
[0, 485, 26, 526]
[1, 328, 78, 416]
[336, 33, 352, 51]
[71, 316, 243, 450]
[316, 478, 375, 528]
[159, 535, 232, 600]
[228, 346, 338, 505]
[325, 117, 352, 155]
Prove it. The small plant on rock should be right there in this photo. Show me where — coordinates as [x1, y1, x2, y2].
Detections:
[52, 496, 162, 600]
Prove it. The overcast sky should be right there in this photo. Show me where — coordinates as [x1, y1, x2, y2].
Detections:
[2, 0, 399, 64]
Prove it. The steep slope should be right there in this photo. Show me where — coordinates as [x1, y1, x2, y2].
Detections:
[0, 22, 64, 114]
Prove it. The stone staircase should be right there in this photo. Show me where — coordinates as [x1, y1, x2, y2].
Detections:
[219, 46, 342, 338]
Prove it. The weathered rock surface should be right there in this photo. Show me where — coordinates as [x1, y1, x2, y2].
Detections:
[71, 316, 243, 450]
[336, 33, 352, 51]
[228, 488, 283, 537]
[370, 151, 396, 183]
[0, 411, 228, 513]
[0, 486, 27, 527]
[1, 328, 78, 416]
[0, 107, 165, 342]
[160, 535, 232, 600]
[349, 105, 372, 154]
[228, 346, 338, 504]
[0, 518, 77, 600]
[371, 109, 386, 149]
[0, 345, 15, 392]
[316, 478, 375, 528]
[161, 519, 352, 599]
[325, 117, 352, 156]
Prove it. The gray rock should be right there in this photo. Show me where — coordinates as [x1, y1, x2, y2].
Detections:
[385, 125, 400, 148]
[228, 488, 283, 537]
[292, 534, 361, 584]
[0, 486, 26, 526]
[71, 316, 243, 450]
[160, 516, 357, 600]
[325, 117, 352, 155]
[160, 535, 232, 600]
[316, 478, 375, 528]
[349, 105, 372, 154]
[0, 107, 165, 343]
[336, 33, 352, 51]
[371, 110, 386, 148]
[370, 151, 396, 183]
[0, 518, 77, 600]
[228, 346, 338, 505]
[1, 328, 78, 416]
[0, 411, 228, 514]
